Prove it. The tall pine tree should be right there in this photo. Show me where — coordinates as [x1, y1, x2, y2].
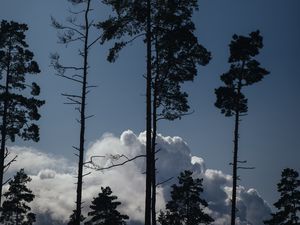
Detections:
[98, 2, 210, 224]
[0, 169, 36, 225]
[151, 2, 210, 223]
[215, 30, 269, 225]
[158, 170, 213, 225]
[264, 168, 300, 225]
[84, 186, 129, 225]
[0, 20, 44, 206]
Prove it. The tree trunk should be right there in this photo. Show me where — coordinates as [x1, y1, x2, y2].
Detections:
[230, 108, 239, 225]
[75, 1, 91, 224]
[145, 0, 152, 224]
[230, 80, 242, 225]
[0, 50, 11, 206]
[151, 83, 158, 225]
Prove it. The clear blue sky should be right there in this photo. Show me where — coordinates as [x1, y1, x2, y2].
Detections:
[1, 0, 299, 208]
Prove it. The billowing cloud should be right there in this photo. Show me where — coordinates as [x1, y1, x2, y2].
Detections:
[4, 130, 271, 225]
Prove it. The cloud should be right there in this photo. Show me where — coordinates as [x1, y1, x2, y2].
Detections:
[4, 130, 271, 225]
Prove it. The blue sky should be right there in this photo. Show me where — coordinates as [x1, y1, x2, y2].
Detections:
[1, 0, 300, 211]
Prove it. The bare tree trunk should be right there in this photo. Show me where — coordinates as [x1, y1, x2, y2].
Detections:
[151, 83, 157, 225]
[145, 0, 152, 224]
[230, 108, 239, 225]
[231, 79, 242, 225]
[75, 1, 91, 224]
[0, 50, 11, 206]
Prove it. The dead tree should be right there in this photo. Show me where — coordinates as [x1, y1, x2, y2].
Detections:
[50, 1, 101, 224]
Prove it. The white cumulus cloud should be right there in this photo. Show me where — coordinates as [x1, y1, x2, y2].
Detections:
[4, 130, 271, 225]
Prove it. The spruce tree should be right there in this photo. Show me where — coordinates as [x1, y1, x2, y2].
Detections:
[0, 169, 36, 225]
[264, 168, 300, 225]
[214, 30, 269, 225]
[158, 170, 213, 225]
[0, 20, 44, 206]
[84, 186, 129, 225]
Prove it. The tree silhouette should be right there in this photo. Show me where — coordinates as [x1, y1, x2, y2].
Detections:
[50, 0, 102, 224]
[0, 169, 35, 225]
[97, 2, 154, 224]
[151, 1, 210, 224]
[264, 168, 300, 225]
[0, 20, 44, 206]
[214, 30, 269, 225]
[84, 186, 129, 225]
[98, 2, 210, 224]
[68, 209, 86, 225]
[158, 170, 213, 225]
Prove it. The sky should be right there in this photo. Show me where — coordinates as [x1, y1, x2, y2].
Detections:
[0, 0, 300, 224]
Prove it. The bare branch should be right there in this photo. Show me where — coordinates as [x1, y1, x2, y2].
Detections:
[56, 74, 83, 84]
[238, 166, 255, 170]
[85, 115, 94, 120]
[82, 172, 92, 177]
[2, 178, 11, 186]
[61, 93, 82, 99]
[87, 35, 102, 49]
[85, 154, 146, 171]
[156, 177, 173, 186]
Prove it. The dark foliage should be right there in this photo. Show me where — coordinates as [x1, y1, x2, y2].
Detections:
[0, 169, 36, 225]
[215, 30, 269, 117]
[264, 168, 300, 225]
[153, 0, 211, 121]
[68, 210, 86, 225]
[158, 170, 214, 225]
[0, 20, 44, 142]
[84, 186, 129, 225]
[0, 20, 44, 206]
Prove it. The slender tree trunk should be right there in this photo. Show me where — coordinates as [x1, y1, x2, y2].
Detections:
[0, 52, 11, 206]
[75, 1, 91, 224]
[151, 83, 157, 225]
[230, 80, 242, 225]
[145, 0, 152, 224]
[230, 108, 239, 225]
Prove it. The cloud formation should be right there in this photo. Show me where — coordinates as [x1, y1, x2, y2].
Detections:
[4, 130, 271, 225]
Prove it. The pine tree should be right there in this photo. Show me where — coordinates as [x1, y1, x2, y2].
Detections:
[0, 169, 36, 225]
[84, 186, 129, 225]
[214, 30, 269, 225]
[0, 20, 44, 206]
[264, 168, 300, 225]
[151, 2, 210, 224]
[98, 2, 210, 224]
[158, 170, 213, 225]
